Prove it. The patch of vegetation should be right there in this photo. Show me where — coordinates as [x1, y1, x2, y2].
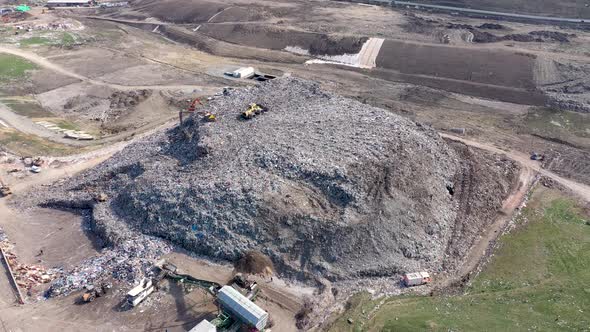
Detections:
[19, 36, 52, 46]
[524, 107, 590, 148]
[0, 53, 37, 81]
[0, 128, 72, 156]
[330, 188, 590, 331]
[48, 119, 80, 131]
[0, 98, 54, 118]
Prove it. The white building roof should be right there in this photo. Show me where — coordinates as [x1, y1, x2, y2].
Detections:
[47, 0, 90, 4]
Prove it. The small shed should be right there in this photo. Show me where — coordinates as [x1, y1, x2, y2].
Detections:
[231, 67, 255, 79]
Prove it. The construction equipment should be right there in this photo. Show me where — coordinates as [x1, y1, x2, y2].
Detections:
[402, 271, 432, 287]
[155, 262, 222, 295]
[203, 112, 217, 122]
[125, 278, 154, 307]
[530, 152, 545, 161]
[81, 282, 111, 303]
[0, 178, 11, 197]
[179, 98, 203, 124]
[241, 103, 267, 120]
[231, 273, 259, 300]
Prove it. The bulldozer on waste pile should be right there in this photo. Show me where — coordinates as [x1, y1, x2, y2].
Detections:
[241, 103, 267, 120]
[81, 282, 111, 303]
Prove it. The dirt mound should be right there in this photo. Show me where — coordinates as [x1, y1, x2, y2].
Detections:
[29, 78, 518, 282]
[235, 250, 274, 275]
[199, 24, 367, 56]
[131, 0, 225, 23]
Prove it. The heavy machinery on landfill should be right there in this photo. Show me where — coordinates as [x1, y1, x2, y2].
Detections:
[179, 98, 216, 124]
[150, 261, 269, 331]
[241, 103, 267, 120]
[154, 262, 222, 295]
[0, 177, 11, 197]
[81, 282, 111, 303]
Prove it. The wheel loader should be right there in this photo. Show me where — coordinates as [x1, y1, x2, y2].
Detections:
[241, 103, 267, 120]
[81, 283, 111, 303]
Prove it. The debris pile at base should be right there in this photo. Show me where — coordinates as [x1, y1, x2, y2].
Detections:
[27, 78, 518, 287]
[235, 250, 274, 275]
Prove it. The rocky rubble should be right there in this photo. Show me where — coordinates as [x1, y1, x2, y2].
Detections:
[45, 234, 171, 297]
[23, 78, 518, 292]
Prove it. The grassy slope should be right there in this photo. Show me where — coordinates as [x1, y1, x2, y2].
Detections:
[0, 129, 71, 156]
[0, 53, 37, 81]
[523, 107, 590, 149]
[330, 188, 590, 331]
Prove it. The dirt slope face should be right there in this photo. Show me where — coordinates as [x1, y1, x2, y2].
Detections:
[36, 79, 513, 280]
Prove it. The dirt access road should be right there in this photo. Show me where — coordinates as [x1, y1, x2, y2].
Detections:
[436, 132, 590, 289]
[0, 46, 220, 92]
[441, 133, 590, 202]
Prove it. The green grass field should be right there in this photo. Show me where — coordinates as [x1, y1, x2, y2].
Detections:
[19, 36, 53, 46]
[330, 188, 590, 331]
[524, 107, 590, 149]
[0, 128, 71, 156]
[0, 98, 54, 118]
[0, 53, 37, 81]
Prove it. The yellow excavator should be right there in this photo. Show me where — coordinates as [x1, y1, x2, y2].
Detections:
[241, 103, 267, 120]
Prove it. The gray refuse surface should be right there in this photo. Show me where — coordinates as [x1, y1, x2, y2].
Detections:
[21, 78, 518, 295]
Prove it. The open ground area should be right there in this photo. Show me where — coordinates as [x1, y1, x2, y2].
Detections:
[0, 0, 589, 331]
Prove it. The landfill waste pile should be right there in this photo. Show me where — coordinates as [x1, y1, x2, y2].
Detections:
[23, 78, 518, 285]
[45, 234, 171, 297]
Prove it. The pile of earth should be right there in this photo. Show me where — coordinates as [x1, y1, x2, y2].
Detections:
[27, 78, 518, 281]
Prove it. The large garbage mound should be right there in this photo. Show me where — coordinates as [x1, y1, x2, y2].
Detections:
[38, 78, 517, 280]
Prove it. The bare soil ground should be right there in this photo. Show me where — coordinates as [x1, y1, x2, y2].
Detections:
[376, 40, 536, 89]
[416, 0, 590, 18]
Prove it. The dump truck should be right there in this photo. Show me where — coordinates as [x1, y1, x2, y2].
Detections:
[402, 272, 431, 287]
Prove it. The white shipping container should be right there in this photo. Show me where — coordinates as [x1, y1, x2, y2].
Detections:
[217, 286, 268, 330]
[403, 271, 431, 287]
[232, 67, 255, 78]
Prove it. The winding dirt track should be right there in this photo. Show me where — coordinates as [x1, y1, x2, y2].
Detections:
[0, 46, 217, 91]
[441, 133, 590, 202]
